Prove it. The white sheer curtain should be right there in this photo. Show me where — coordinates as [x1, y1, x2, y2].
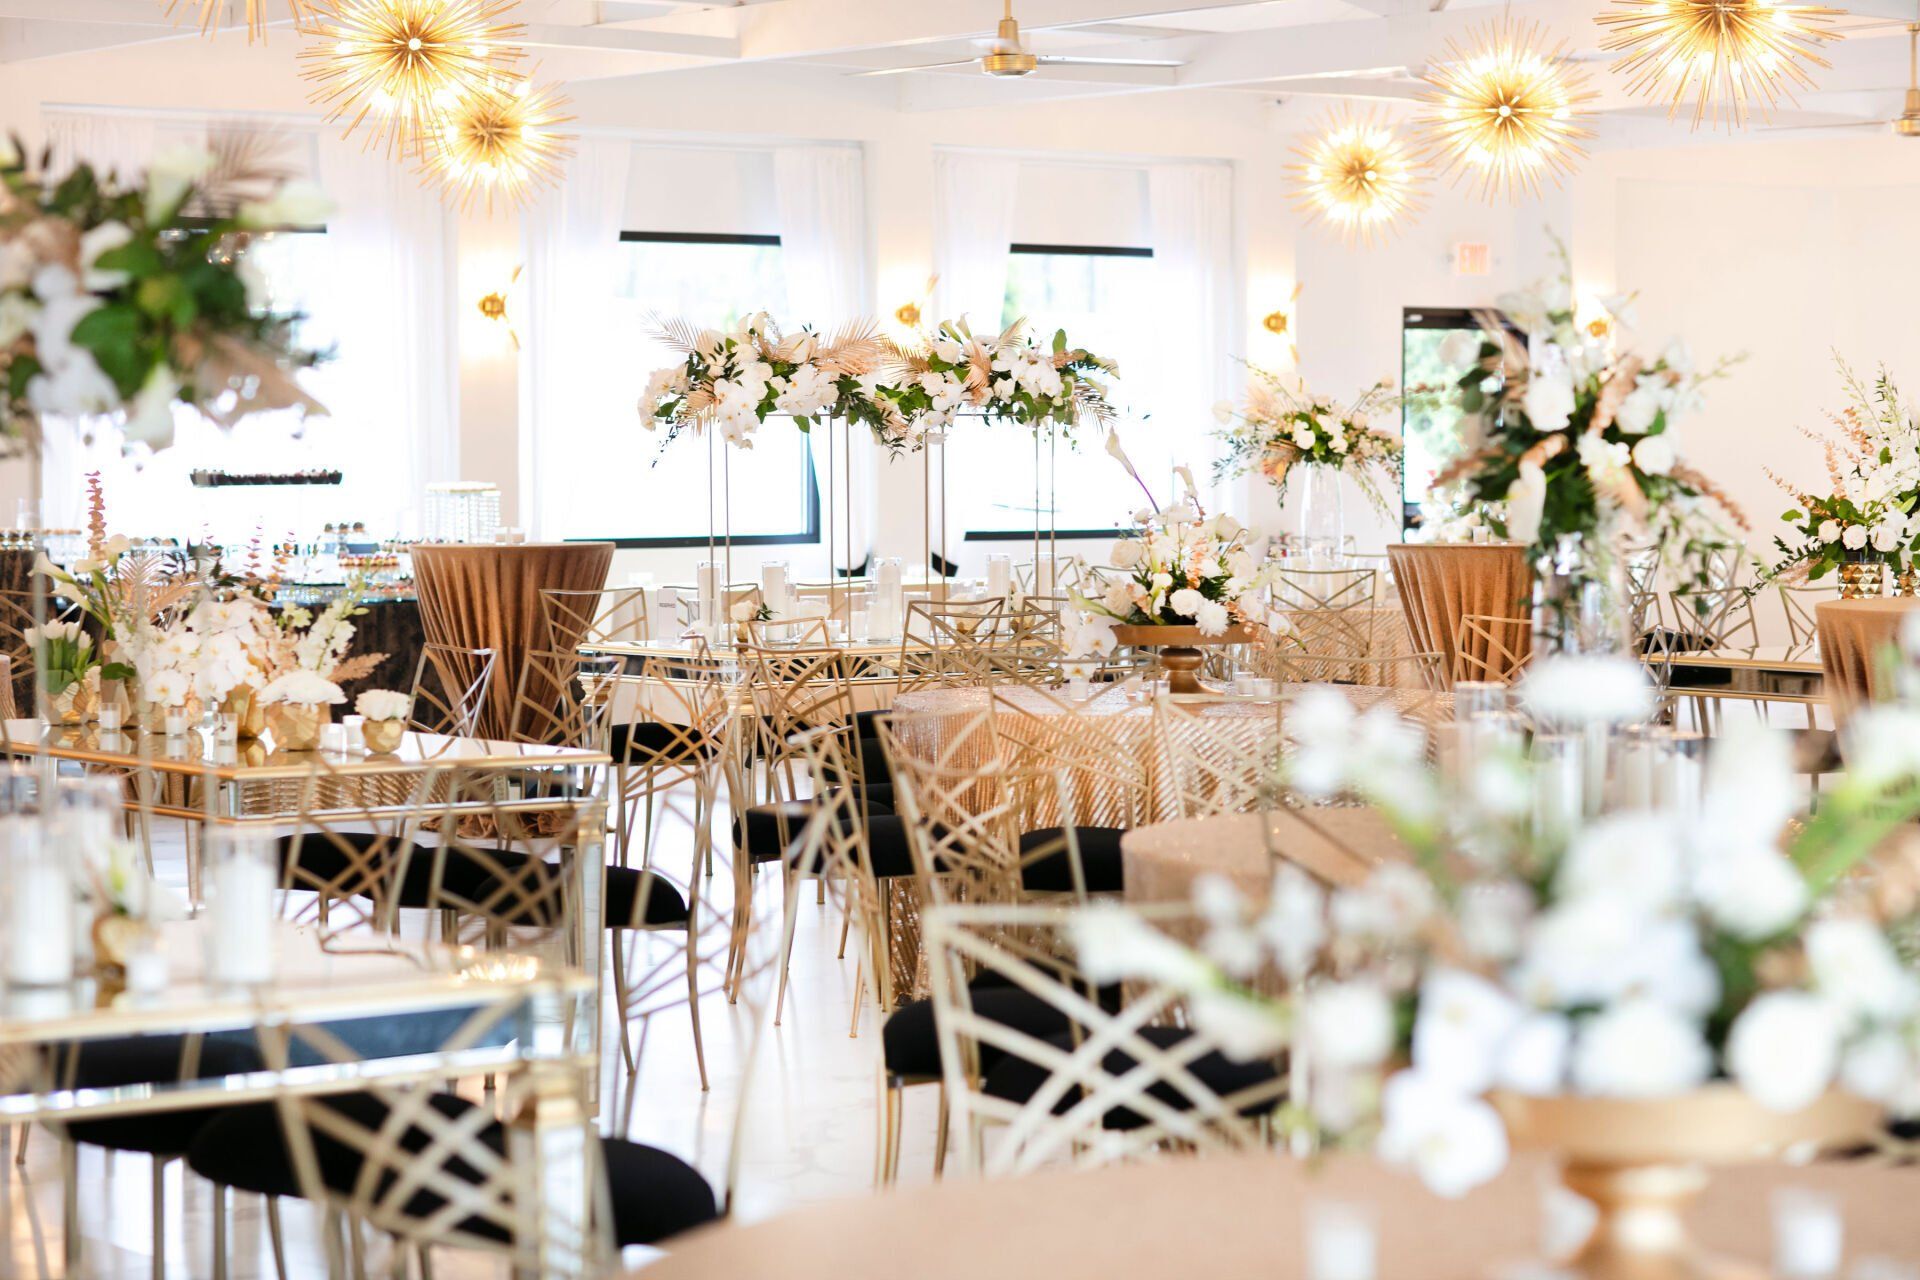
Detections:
[1147, 163, 1235, 503]
[315, 131, 459, 529]
[774, 144, 872, 571]
[519, 136, 633, 540]
[932, 150, 1020, 555]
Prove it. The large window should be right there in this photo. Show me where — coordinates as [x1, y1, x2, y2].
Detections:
[1401, 307, 1502, 535]
[949, 243, 1173, 540]
[575, 231, 819, 548]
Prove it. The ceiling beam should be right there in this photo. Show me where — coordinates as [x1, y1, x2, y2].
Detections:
[520, 21, 739, 59]
[0, 0, 184, 24]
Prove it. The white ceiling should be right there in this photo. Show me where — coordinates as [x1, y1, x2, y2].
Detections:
[4, 0, 1920, 140]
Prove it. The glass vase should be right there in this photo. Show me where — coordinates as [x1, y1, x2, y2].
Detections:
[1533, 533, 1629, 657]
[1295, 466, 1345, 564]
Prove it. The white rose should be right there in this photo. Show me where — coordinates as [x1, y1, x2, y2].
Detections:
[1100, 582, 1133, 614]
[1873, 522, 1904, 555]
[1572, 998, 1711, 1098]
[144, 144, 216, 222]
[1522, 371, 1575, 432]
[1168, 587, 1205, 619]
[1438, 330, 1481, 368]
[1505, 460, 1548, 546]
[1615, 387, 1661, 435]
[1727, 992, 1840, 1113]
[1554, 813, 1685, 912]
[1630, 433, 1675, 476]
[1376, 1071, 1510, 1198]
[1303, 980, 1396, 1069]
[1840, 1032, 1920, 1112]
[1495, 1012, 1571, 1096]
[1843, 523, 1869, 551]
[238, 179, 334, 230]
[1109, 538, 1143, 570]
[1692, 845, 1806, 940]
[1818, 519, 1842, 545]
[1291, 423, 1317, 450]
[1807, 919, 1919, 1028]
[1411, 968, 1522, 1094]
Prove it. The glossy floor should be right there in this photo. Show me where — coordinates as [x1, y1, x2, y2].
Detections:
[0, 828, 926, 1278]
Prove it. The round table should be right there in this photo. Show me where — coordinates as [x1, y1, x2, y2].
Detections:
[634, 1151, 1920, 1279]
[1387, 542, 1532, 682]
[410, 542, 615, 739]
[1815, 596, 1920, 722]
[888, 680, 1447, 827]
[1122, 809, 1402, 905]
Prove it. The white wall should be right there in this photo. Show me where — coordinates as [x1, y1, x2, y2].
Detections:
[14, 34, 1912, 602]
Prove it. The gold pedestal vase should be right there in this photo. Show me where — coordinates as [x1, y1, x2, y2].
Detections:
[1493, 1087, 1878, 1280]
[1838, 558, 1884, 599]
[1110, 623, 1257, 695]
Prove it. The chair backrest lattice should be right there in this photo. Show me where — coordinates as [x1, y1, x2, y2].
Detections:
[409, 644, 498, 739]
[1451, 614, 1534, 686]
[539, 586, 652, 650]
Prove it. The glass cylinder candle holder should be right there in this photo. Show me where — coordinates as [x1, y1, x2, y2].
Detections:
[986, 554, 1013, 600]
[164, 706, 189, 738]
[4, 818, 72, 987]
[1653, 728, 1706, 821]
[759, 560, 790, 618]
[205, 828, 276, 986]
[1451, 680, 1506, 722]
[1530, 733, 1584, 844]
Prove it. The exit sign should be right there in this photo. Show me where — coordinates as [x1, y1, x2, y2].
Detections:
[1453, 243, 1492, 276]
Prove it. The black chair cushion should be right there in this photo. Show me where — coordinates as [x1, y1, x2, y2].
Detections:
[734, 799, 893, 865]
[1019, 826, 1126, 894]
[186, 1093, 717, 1246]
[882, 982, 1076, 1081]
[980, 1024, 1282, 1131]
[854, 737, 893, 785]
[463, 861, 689, 930]
[611, 721, 714, 765]
[863, 815, 917, 880]
[63, 1034, 266, 1156]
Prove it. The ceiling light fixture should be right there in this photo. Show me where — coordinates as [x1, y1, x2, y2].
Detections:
[299, 0, 524, 158]
[1596, 0, 1842, 131]
[1289, 108, 1425, 247]
[1419, 18, 1597, 203]
[423, 75, 575, 213]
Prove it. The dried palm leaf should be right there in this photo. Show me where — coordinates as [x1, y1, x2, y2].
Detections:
[1430, 446, 1502, 493]
[1518, 432, 1569, 470]
[646, 314, 710, 358]
[813, 320, 888, 376]
[329, 651, 387, 686]
[187, 128, 300, 220]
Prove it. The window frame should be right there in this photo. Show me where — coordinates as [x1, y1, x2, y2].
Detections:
[960, 241, 1153, 543]
[1400, 306, 1518, 536]
[581, 230, 824, 550]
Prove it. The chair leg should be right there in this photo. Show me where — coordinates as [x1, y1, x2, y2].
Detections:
[773, 868, 801, 1027]
[14, 1121, 29, 1165]
[60, 1138, 79, 1272]
[836, 893, 852, 960]
[212, 1181, 229, 1280]
[415, 1244, 434, 1280]
[874, 1072, 904, 1188]
[686, 931, 710, 1092]
[266, 1197, 290, 1280]
[933, 1080, 950, 1180]
[151, 1157, 166, 1280]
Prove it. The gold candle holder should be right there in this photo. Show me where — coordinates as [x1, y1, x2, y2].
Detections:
[266, 702, 328, 751]
[362, 718, 405, 754]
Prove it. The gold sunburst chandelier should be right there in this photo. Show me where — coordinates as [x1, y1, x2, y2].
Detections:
[162, 0, 316, 41]
[1289, 109, 1425, 247]
[1420, 18, 1597, 203]
[1596, 0, 1842, 130]
[299, 0, 524, 158]
[423, 76, 577, 213]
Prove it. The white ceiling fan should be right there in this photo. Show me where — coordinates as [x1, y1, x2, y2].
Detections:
[1764, 20, 1920, 137]
[851, 0, 1183, 78]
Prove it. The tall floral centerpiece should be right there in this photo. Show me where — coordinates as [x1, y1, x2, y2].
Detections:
[1425, 262, 1746, 651]
[1068, 437, 1275, 691]
[639, 313, 915, 451]
[1075, 658, 1920, 1272]
[0, 133, 330, 454]
[1214, 371, 1402, 557]
[882, 318, 1116, 439]
[1771, 361, 1920, 598]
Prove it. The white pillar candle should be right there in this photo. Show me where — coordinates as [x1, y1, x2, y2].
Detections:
[1656, 751, 1702, 822]
[1582, 722, 1609, 818]
[760, 563, 788, 618]
[1614, 739, 1655, 811]
[207, 841, 276, 985]
[5, 822, 71, 987]
[696, 561, 721, 633]
[986, 555, 1012, 599]
[1531, 741, 1582, 844]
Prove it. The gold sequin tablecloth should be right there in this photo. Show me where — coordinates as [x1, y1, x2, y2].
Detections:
[1387, 542, 1532, 681]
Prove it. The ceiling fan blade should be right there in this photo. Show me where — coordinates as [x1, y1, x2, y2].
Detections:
[849, 59, 983, 77]
[1033, 55, 1183, 67]
[1758, 119, 1895, 131]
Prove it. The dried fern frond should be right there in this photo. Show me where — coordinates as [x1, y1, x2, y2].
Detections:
[1671, 463, 1750, 530]
[1430, 446, 1503, 493]
[85, 472, 107, 559]
[1588, 355, 1643, 437]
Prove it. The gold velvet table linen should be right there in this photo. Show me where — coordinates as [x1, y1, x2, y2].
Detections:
[411, 542, 616, 740]
[635, 1151, 1920, 1280]
[1387, 542, 1532, 681]
[1815, 596, 1920, 722]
